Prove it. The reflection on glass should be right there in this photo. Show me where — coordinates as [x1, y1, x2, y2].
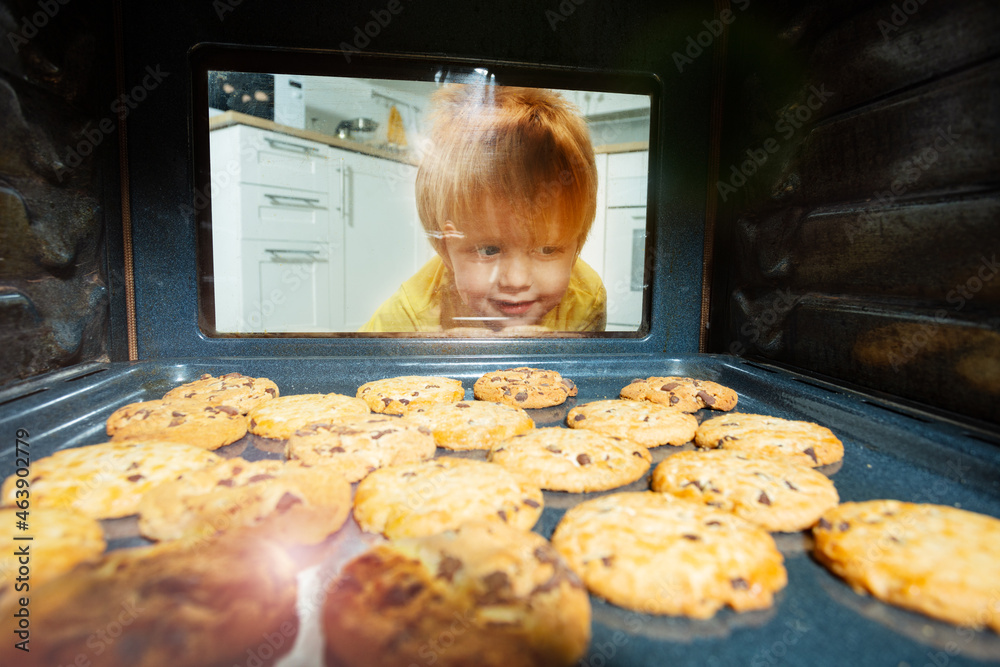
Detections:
[206, 71, 651, 335]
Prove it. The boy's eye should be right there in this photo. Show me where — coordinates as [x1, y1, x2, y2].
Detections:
[476, 245, 502, 257]
[536, 246, 562, 256]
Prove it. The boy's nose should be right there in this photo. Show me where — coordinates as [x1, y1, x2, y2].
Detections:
[498, 254, 531, 291]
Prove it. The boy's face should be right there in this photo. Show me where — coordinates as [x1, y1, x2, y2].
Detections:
[440, 201, 579, 329]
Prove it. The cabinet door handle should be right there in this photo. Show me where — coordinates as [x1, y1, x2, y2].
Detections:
[263, 194, 322, 208]
[264, 248, 325, 263]
[263, 137, 320, 155]
[338, 159, 349, 227]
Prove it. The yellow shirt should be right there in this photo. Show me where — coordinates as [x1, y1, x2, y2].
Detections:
[359, 256, 607, 332]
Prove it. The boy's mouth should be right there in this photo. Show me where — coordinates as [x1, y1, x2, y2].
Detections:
[492, 299, 535, 316]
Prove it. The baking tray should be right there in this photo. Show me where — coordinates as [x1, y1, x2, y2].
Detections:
[2, 354, 999, 666]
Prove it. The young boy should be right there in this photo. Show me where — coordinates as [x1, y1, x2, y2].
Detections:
[360, 84, 606, 333]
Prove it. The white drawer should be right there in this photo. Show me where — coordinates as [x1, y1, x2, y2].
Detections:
[235, 125, 331, 192]
[237, 184, 334, 242]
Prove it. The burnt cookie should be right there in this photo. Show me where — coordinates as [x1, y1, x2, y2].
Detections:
[162, 372, 279, 414]
[106, 398, 247, 449]
[695, 413, 844, 467]
[619, 376, 738, 412]
[813, 500, 1000, 632]
[357, 376, 465, 415]
[322, 521, 591, 667]
[651, 450, 840, 532]
[473, 367, 578, 409]
[551, 491, 787, 618]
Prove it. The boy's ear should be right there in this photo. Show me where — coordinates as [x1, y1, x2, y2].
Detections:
[435, 221, 459, 271]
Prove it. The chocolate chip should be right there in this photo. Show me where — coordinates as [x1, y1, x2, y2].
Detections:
[705, 520, 722, 527]
[426, 384, 439, 389]
[330, 446, 346, 453]
[265, 388, 276, 397]
[838, 521, 850, 531]
[127, 462, 140, 470]
[402, 471, 416, 478]
[682, 534, 701, 541]
[381, 581, 425, 607]
[216, 479, 235, 487]
[126, 474, 144, 482]
[221, 372, 242, 379]
[213, 405, 240, 415]
[456, 403, 470, 408]
[545, 445, 562, 454]
[632, 451, 644, 457]
[601, 556, 614, 567]
[231, 466, 243, 475]
[642, 416, 650, 422]
[494, 447, 505, 453]
[437, 556, 462, 582]
[696, 390, 716, 406]
[784, 480, 799, 491]
[479, 571, 511, 604]
[758, 491, 771, 505]
[514, 391, 528, 402]
[498, 510, 508, 521]
[577, 453, 592, 465]
[683, 480, 705, 491]
[523, 498, 540, 508]
[399, 398, 410, 405]
[659, 382, 679, 391]
[381, 397, 393, 406]
[411, 392, 419, 396]
[275, 492, 303, 512]
[817, 517, 832, 530]
[249, 419, 257, 429]
[669, 395, 680, 405]
[803, 447, 818, 463]
[573, 414, 586, 421]
[371, 429, 394, 440]
[167, 418, 183, 427]
[723, 435, 738, 442]
[731, 578, 750, 590]
[491, 377, 502, 382]
[248, 474, 276, 483]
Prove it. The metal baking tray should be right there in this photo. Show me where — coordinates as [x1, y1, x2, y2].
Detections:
[2, 354, 999, 666]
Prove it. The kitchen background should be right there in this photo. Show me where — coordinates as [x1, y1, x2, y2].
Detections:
[207, 72, 652, 333]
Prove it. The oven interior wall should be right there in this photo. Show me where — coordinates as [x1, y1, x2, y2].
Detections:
[0, 0, 119, 385]
[708, 0, 1000, 425]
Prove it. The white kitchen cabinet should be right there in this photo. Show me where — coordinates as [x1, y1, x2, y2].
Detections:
[332, 149, 421, 330]
[239, 240, 335, 333]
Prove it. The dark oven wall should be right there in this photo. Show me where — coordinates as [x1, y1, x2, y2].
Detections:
[0, 0, 120, 386]
[709, 0, 1000, 426]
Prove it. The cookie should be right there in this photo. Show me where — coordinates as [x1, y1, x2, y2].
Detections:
[695, 413, 844, 467]
[357, 375, 465, 415]
[473, 367, 578, 409]
[812, 500, 1000, 632]
[106, 398, 247, 449]
[285, 415, 437, 481]
[247, 393, 371, 440]
[162, 371, 279, 413]
[0, 508, 105, 603]
[650, 450, 840, 532]
[619, 376, 738, 412]
[566, 399, 697, 448]
[551, 491, 787, 618]
[0, 530, 299, 667]
[487, 428, 651, 493]
[323, 521, 591, 667]
[353, 457, 544, 539]
[0, 440, 222, 519]
[137, 458, 352, 544]
[406, 400, 535, 450]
